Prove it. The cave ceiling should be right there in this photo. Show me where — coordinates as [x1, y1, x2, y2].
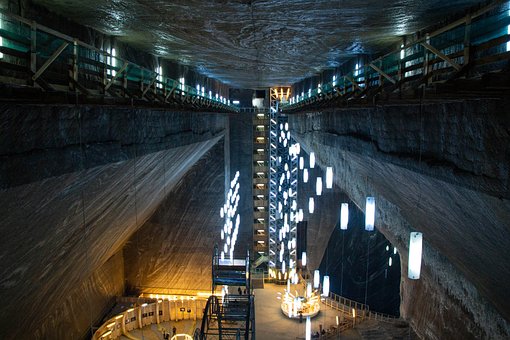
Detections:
[33, 0, 483, 88]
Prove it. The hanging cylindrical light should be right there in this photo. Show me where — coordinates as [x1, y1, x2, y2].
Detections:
[322, 276, 330, 297]
[326, 167, 333, 189]
[302, 251, 307, 266]
[303, 169, 309, 183]
[389, 257, 393, 267]
[299, 157, 304, 170]
[316, 177, 322, 196]
[306, 282, 312, 298]
[313, 269, 320, 288]
[306, 316, 311, 340]
[310, 152, 315, 168]
[365, 197, 375, 231]
[308, 197, 314, 214]
[340, 203, 349, 230]
[408, 232, 423, 279]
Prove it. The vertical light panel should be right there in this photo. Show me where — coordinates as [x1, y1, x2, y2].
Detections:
[302, 251, 307, 266]
[313, 269, 320, 288]
[408, 232, 423, 279]
[316, 177, 322, 196]
[322, 276, 330, 297]
[306, 316, 311, 340]
[299, 157, 304, 170]
[326, 167, 333, 188]
[365, 197, 375, 231]
[306, 282, 312, 298]
[303, 169, 309, 183]
[308, 197, 314, 214]
[340, 203, 349, 230]
[310, 152, 315, 168]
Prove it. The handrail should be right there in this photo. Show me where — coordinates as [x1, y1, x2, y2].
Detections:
[283, 0, 510, 111]
[0, 9, 237, 112]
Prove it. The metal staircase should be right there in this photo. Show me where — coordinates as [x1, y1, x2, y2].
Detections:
[197, 246, 255, 339]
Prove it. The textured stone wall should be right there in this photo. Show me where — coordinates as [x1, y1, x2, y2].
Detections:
[289, 98, 510, 339]
[123, 141, 225, 294]
[0, 104, 226, 339]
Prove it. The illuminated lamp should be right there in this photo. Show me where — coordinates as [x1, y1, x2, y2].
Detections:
[310, 152, 315, 168]
[326, 167, 333, 188]
[316, 177, 322, 196]
[313, 269, 320, 288]
[408, 232, 423, 279]
[340, 203, 349, 230]
[299, 157, 304, 170]
[302, 252, 307, 266]
[308, 197, 314, 214]
[306, 317, 311, 340]
[365, 197, 375, 231]
[322, 276, 330, 297]
[389, 257, 392, 267]
[303, 169, 309, 183]
[306, 282, 312, 298]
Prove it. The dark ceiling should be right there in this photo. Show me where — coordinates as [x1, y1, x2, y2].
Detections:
[33, 0, 484, 88]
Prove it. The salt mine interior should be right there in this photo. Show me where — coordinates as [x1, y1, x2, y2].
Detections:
[0, 0, 509, 339]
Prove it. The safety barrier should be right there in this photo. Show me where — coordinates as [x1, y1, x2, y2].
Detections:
[0, 10, 237, 112]
[92, 297, 206, 340]
[283, 0, 510, 111]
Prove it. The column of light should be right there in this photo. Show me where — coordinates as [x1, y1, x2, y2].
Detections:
[340, 203, 349, 230]
[220, 171, 241, 262]
[365, 197, 375, 231]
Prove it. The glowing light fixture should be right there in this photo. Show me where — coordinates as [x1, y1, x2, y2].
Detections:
[326, 167, 333, 188]
[303, 169, 309, 183]
[306, 316, 311, 340]
[308, 197, 314, 214]
[313, 270, 320, 288]
[299, 157, 304, 170]
[408, 232, 423, 279]
[310, 152, 315, 168]
[365, 197, 375, 231]
[322, 276, 330, 297]
[302, 251, 307, 266]
[340, 203, 349, 230]
[316, 177, 322, 196]
[389, 257, 393, 267]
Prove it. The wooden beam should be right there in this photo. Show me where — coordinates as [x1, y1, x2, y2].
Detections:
[344, 76, 361, 91]
[420, 42, 461, 71]
[104, 61, 129, 91]
[165, 82, 178, 100]
[142, 75, 158, 98]
[32, 42, 69, 81]
[369, 63, 396, 84]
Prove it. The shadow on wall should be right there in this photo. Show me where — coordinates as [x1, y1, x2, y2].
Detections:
[318, 196, 401, 316]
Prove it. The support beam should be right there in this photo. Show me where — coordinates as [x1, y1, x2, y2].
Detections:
[369, 63, 396, 84]
[344, 76, 361, 91]
[142, 74, 158, 98]
[104, 61, 129, 91]
[420, 42, 462, 71]
[32, 42, 69, 81]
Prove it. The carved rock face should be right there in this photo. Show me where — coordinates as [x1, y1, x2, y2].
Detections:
[31, 0, 482, 87]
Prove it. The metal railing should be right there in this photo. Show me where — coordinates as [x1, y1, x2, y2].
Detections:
[283, 0, 510, 111]
[0, 9, 237, 112]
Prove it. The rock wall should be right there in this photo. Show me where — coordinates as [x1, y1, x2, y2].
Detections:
[0, 104, 226, 339]
[289, 98, 510, 339]
[123, 141, 225, 294]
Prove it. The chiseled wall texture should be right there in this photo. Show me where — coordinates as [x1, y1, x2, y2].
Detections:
[123, 141, 225, 295]
[289, 98, 510, 339]
[0, 104, 226, 339]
